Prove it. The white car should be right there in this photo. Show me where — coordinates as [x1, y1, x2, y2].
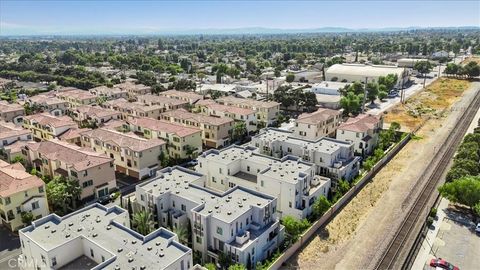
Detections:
[475, 223, 480, 234]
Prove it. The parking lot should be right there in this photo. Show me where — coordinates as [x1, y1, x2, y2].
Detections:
[0, 225, 21, 270]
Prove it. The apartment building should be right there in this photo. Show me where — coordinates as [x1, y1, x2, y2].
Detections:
[23, 113, 78, 141]
[137, 94, 189, 112]
[58, 128, 92, 146]
[24, 139, 116, 200]
[0, 161, 49, 231]
[196, 146, 331, 219]
[125, 117, 202, 160]
[56, 88, 97, 108]
[26, 94, 68, 116]
[161, 109, 234, 149]
[196, 100, 257, 133]
[114, 81, 151, 98]
[0, 121, 32, 148]
[19, 204, 193, 270]
[250, 128, 360, 182]
[80, 128, 166, 180]
[216, 96, 280, 127]
[292, 108, 342, 140]
[89, 85, 128, 100]
[336, 114, 383, 157]
[0, 100, 25, 124]
[159, 90, 204, 105]
[135, 166, 284, 266]
[70, 105, 121, 126]
[102, 98, 164, 120]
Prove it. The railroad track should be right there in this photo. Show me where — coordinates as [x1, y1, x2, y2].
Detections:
[375, 90, 480, 270]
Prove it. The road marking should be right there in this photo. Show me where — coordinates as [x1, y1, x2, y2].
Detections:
[0, 251, 21, 264]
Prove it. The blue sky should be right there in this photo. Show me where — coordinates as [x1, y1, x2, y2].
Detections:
[1, 1, 479, 35]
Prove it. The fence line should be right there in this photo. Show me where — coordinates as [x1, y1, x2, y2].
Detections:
[268, 133, 412, 269]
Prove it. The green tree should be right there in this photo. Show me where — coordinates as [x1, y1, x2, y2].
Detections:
[451, 158, 479, 176]
[173, 225, 190, 245]
[228, 264, 246, 270]
[232, 121, 248, 142]
[366, 82, 379, 104]
[204, 263, 216, 270]
[311, 196, 331, 219]
[46, 176, 81, 215]
[21, 211, 34, 225]
[281, 216, 310, 241]
[414, 61, 433, 88]
[218, 252, 232, 270]
[439, 176, 480, 215]
[446, 167, 471, 182]
[340, 92, 362, 116]
[132, 211, 154, 235]
[286, 73, 295, 83]
[463, 61, 480, 78]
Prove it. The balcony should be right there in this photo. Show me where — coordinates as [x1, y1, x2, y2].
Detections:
[235, 231, 250, 245]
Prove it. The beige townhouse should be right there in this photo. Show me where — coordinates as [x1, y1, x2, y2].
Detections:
[125, 116, 202, 160]
[114, 81, 151, 98]
[136, 94, 189, 112]
[56, 88, 97, 108]
[0, 100, 25, 124]
[102, 98, 164, 120]
[0, 161, 49, 231]
[216, 96, 280, 127]
[80, 128, 166, 180]
[159, 89, 204, 104]
[70, 105, 121, 126]
[0, 121, 32, 162]
[24, 139, 116, 200]
[89, 85, 128, 100]
[23, 113, 78, 141]
[292, 108, 342, 140]
[26, 94, 68, 116]
[336, 114, 383, 157]
[196, 99, 258, 133]
[160, 108, 234, 149]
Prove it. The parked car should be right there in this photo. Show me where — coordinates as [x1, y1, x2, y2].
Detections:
[96, 196, 111, 205]
[388, 91, 399, 98]
[429, 258, 459, 270]
[475, 223, 480, 235]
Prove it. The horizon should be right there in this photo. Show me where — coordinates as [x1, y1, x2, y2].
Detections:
[1, 0, 479, 36]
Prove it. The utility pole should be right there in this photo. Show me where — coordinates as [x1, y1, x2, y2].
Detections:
[361, 77, 368, 113]
[401, 67, 406, 103]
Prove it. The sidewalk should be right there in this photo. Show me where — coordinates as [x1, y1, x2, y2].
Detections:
[410, 198, 449, 270]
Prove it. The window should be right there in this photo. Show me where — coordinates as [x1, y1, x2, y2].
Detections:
[90, 248, 94, 257]
[219, 168, 222, 174]
[5, 197, 11, 205]
[41, 255, 46, 263]
[32, 201, 40, 210]
[289, 202, 292, 208]
[181, 204, 186, 211]
[247, 166, 250, 172]
[51, 257, 57, 267]
[140, 194, 145, 201]
[102, 256, 105, 262]
[216, 227, 223, 235]
[16, 206, 21, 214]
[261, 180, 264, 187]
[70, 171, 78, 178]
[38, 186, 44, 193]
[196, 236, 202, 244]
[82, 180, 93, 188]
[24, 191, 28, 197]
[212, 177, 216, 183]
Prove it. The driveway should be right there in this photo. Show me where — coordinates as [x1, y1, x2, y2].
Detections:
[0, 225, 21, 270]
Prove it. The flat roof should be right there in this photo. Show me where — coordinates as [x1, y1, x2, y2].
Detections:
[326, 63, 405, 78]
[21, 204, 190, 270]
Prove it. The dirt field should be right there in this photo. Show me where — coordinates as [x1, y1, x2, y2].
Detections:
[461, 56, 480, 65]
[282, 80, 478, 270]
[384, 78, 470, 131]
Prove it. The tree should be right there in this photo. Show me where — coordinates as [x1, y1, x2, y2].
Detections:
[451, 158, 479, 176]
[414, 61, 433, 88]
[366, 82, 379, 104]
[311, 196, 331, 219]
[21, 211, 34, 225]
[444, 63, 459, 77]
[173, 225, 190, 245]
[46, 176, 81, 215]
[204, 263, 216, 270]
[463, 61, 480, 78]
[378, 89, 388, 101]
[228, 265, 246, 270]
[232, 121, 248, 142]
[281, 216, 310, 241]
[340, 91, 362, 116]
[286, 73, 295, 83]
[439, 176, 480, 215]
[446, 167, 471, 182]
[132, 211, 154, 235]
[11, 156, 25, 165]
[218, 252, 232, 270]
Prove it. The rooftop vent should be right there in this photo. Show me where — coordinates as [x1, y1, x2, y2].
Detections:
[214, 205, 219, 209]
[140, 266, 146, 270]
[65, 234, 70, 238]
[92, 233, 98, 238]
[208, 210, 212, 213]
[114, 265, 120, 270]
[131, 240, 137, 244]
[45, 225, 50, 229]
[147, 247, 152, 251]
[68, 222, 74, 227]
[257, 203, 262, 206]
[153, 184, 157, 187]
[128, 257, 134, 263]
[77, 228, 83, 232]
[51, 229, 56, 234]
[159, 253, 165, 258]
[227, 212, 232, 215]
[239, 204, 243, 208]
[117, 248, 123, 252]
[156, 242, 161, 246]
[106, 225, 111, 230]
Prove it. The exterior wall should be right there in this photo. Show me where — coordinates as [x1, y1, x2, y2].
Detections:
[23, 121, 76, 142]
[1, 110, 25, 124]
[0, 186, 49, 231]
[0, 133, 32, 147]
[293, 117, 340, 140]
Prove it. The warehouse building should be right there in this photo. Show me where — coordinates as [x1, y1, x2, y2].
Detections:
[325, 64, 408, 89]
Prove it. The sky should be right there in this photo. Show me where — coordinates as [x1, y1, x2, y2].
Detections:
[0, 0, 479, 35]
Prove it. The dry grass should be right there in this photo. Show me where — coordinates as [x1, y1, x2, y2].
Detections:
[384, 78, 470, 131]
[461, 56, 480, 65]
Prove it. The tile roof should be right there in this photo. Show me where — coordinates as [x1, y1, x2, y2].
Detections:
[0, 121, 31, 140]
[27, 95, 66, 106]
[103, 99, 163, 113]
[217, 96, 279, 109]
[26, 139, 112, 171]
[89, 86, 127, 96]
[338, 114, 381, 132]
[127, 117, 201, 137]
[58, 128, 92, 141]
[0, 162, 45, 197]
[56, 89, 96, 100]
[24, 113, 77, 128]
[204, 103, 255, 116]
[0, 101, 24, 113]
[137, 94, 189, 107]
[80, 128, 166, 152]
[114, 82, 151, 92]
[296, 108, 341, 125]
[161, 109, 234, 126]
[159, 90, 204, 102]
[74, 105, 120, 118]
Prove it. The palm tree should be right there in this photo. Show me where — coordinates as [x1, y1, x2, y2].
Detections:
[232, 122, 247, 143]
[132, 211, 154, 235]
[173, 225, 190, 245]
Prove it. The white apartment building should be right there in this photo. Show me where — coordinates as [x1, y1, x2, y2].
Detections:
[292, 108, 342, 140]
[135, 167, 284, 267]
[196, 146, 331, 219]
[250, 128, 360, 182]
[336, 114, 383, 157]
[19, 204, 193, 270]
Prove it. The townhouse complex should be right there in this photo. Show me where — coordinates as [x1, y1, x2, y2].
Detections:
[135, 167, 284, 267]
[20, 204, 193, 270]
[216, 96, 280, 127]
[137, 94, 190, 111]
[23, 113, 78, 141]
[124, 117, 203, 160]
[0, 161, 49, 231]
[159, 90, 204, 105]
[161, 109, 234, 149]
[250, 128, 360, 182]
[24, 139, 116, 200]
[80, 128, 166, 179]
[56, 88, 97, 108]
[292, 108, 342, 140]
[195, 100, 258, 133]
[26, 94, 68, 116]
[70, 105, 121, 126]
[336, 114, 384, 157]
[0, 121, 32, 147]
[89, 85, 128, 100]
[196, 146, 331, 219]
[0, 100, 25, 124]
[102, 98, 165, 120]
[114, 81, 151, 97]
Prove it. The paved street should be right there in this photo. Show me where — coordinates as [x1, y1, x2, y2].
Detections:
[0, 225, 21, 270]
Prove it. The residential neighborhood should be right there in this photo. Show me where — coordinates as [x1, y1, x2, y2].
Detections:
[0, 1, 479, 270]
